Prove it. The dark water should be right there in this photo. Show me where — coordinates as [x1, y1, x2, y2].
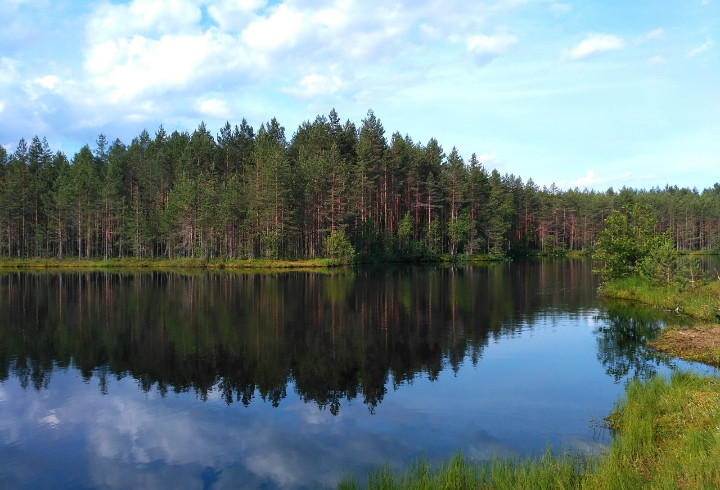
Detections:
[0, 260, 714, 489]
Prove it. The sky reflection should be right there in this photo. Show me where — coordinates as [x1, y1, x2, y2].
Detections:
[0, 308, 635, 490]
[2, 263, 715, 489]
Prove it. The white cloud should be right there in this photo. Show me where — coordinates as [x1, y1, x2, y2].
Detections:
[312, 8, 347, 29]
[197, 97, 230, 118]
[686, 38, 713, 58]
[207, 0, 264, 31]
[83, 0, 257, 105]
[288, 73, 343, 98]
[242, 4, 304, 50]
[567, 170, 600, 188]
[562, 34, 625, 61]
[34, 75, 60, 90]
[0, 100, 5, 113]
[477, 151, 498, 167]
[24, 74, 65, 101]
[86, 33, 220, 102]
[86, 0, 202, 42]
[648, 56, 666, 65]
[467, 32, 518, 65]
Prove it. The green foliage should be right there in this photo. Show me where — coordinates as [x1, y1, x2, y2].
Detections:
[638, 238, 676, 284]
[398, 211, 412, 246]
[426, 218, 441, 254]
[448, 210, 470, 257]
[593, 204, 671, 281]
[3, 111, 720, 261]
[261, 230, 280, 259]
[324, 229, 355, 265]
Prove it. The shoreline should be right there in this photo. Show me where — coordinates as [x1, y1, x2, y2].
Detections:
[0, 254, 507, 272]
[600, 275, 720, 367]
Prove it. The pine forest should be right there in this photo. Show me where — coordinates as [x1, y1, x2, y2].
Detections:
[2, 109, 719, 261]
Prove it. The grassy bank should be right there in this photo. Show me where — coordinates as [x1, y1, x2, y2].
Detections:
[0, 254, 509, 271]
[600, 275, 720, 321]
[0, 257, 337, 271]
[339, 371, 720, 489]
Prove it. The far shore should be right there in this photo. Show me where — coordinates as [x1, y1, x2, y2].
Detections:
[0, 253, 507, 272]
[0, 257, 337, 271]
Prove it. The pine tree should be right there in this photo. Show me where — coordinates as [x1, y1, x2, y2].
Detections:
[246, 119, 291, 258]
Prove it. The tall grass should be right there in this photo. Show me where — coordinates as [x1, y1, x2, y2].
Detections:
[589, 371, 720, 488]
[339, 450, 590, 490]
[338, 371, 720, 489]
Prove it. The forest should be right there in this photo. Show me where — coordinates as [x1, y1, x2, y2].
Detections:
[1, 108, 719, 261]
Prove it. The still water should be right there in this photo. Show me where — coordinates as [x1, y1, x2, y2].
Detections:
[0, 260, 713, 489]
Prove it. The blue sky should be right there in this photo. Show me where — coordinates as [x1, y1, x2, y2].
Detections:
[1, 0, 717, 191]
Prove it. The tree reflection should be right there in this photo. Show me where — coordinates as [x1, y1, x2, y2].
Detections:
[594, 301, 678, 381]
[0, 260, 598, 414]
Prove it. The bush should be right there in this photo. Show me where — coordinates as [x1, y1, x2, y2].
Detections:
[593, 204, 671, 281]
[324, 230, 355, 265]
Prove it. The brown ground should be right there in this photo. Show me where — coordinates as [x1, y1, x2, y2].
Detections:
[650, 325, 720, 367]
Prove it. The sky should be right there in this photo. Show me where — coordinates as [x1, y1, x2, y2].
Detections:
[0, 0, 718, 191]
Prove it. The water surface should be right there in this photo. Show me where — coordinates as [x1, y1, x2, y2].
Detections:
[0, 260, 712, 489]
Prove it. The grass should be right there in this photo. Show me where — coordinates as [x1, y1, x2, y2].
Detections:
[339, 449, 589, 490]
[600, 275, 720, 321]
[0, 254, 508, 272]
[591, 371, 720, 489]
[0, 256, 336, 271]
[338, 371, 720, 489]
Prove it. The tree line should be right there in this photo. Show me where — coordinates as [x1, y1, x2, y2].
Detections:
[1, 108, 719, 260]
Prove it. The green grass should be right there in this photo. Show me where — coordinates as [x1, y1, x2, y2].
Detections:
[0, 256, 336, 271]
[338, 450, 590, 490]
[0, 254, 508, 271]
[600, 275, 720, 321]
[338, 371, 720, 489]
[591, 371, 720, 489]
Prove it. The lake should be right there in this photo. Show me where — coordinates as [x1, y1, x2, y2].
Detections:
[0, 259, 714, 489]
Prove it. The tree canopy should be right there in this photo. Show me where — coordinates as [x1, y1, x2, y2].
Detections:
[2, 110, 720, 261]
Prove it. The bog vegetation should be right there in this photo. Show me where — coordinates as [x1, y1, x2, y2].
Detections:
[2, 109, 720, 262]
